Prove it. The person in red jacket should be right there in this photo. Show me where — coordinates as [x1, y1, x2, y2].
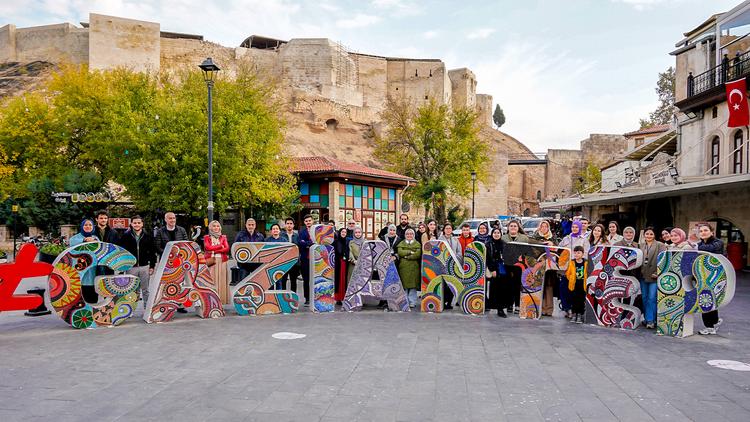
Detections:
[203, 220, 230, 304]
[458, 223, 474, 255]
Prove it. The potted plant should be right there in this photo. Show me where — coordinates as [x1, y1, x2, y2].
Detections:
[39, 242, 66, 263]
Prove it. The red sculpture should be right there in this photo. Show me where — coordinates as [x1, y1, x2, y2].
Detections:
[0, 244, 54, 312]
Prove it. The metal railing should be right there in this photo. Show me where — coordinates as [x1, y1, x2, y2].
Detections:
[688, 51, 750, 98]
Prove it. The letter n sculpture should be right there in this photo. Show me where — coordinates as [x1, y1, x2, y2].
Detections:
[584, 246, 643, 329]
[343, 240, 409, 312]
[145, 241, 225, 323]
[657, 250, 736, 337]
[503, 242, 570, 320]
[420, 240, 486, 315]
[310, 224, 335, 313]
[232, 242, 300, 315]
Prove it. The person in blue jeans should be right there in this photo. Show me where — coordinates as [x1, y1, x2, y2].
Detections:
[638, 227, 666, 329]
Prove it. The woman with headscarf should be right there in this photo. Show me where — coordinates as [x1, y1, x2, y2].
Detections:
[347, 226, 365, 283]
[531, 219, 558, 317]
[203, 220, 230, 304]
[70, 218, 100, 304]
[397, 228, 421, 308]
[475, 222, 491, 245]
[486, 227, 509, 317]
[558, 219, 590, 318]
[501, 219, 529, 314]
[333, 227, 350, 305]
[384, 224, 400, 258]
[669, 228, 696, 250]
[614, 226, 638, 248]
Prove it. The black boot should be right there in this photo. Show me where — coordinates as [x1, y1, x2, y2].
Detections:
[497, 309, 507, 318]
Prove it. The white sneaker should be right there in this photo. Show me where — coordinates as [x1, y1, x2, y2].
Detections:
[699, 327, 717, 335]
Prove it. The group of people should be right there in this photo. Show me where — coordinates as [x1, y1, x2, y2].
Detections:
[69, 211, 726, 335]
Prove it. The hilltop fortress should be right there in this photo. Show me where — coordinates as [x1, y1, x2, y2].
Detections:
[0, 14, 621, 217]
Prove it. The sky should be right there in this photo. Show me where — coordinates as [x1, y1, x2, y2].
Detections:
[0, 0, 741, 151]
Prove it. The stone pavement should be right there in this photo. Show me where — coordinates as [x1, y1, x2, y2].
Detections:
[1, 273, 750, 422]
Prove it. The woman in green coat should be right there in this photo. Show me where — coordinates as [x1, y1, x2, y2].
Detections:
[347, 227, 365, 282]
[397, 228, 422, 308]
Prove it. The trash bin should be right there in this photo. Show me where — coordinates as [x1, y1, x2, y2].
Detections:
[727, 242, 747, 271]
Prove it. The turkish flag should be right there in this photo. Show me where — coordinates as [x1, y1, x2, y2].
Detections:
[726, 78, 750, 127]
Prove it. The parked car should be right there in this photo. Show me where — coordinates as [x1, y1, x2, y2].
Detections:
[454, 218, 503, 237]
[522, 218, 545, 237]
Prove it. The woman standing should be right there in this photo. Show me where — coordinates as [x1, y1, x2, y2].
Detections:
[559, 220, 591, 256]
[487, 228, 508, 317]
[203, 220, 230, 304]
[606, 221, 623, 244]
[347, 226, 364, 282]
[532, 219, 557, 317]
[70, 218, 100, 304]
[502, 220, 530, 314]
[475, 223, 491, 245]
[416, 222, 427, 245]
[397, 228, 422, 308]
[588, 224, 608, 248]
[333, 227, 350, 305]
[422, 219, 439, 244]
[638, 227, 666, 329]
[661, 228, 674, 246]
[438, 222, 462, 309]
[669, 228, 696, 250]
[697, 223, 725, 335]
[614, 226, 638, 248]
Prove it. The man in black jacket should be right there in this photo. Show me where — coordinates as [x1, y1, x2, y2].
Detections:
[118, 216, 157, 306]
[153, 212, 189, 313]
[154, 212, 189, 257]
[95, 210, 118, 243]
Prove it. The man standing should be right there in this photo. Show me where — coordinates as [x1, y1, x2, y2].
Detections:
[118, 216, 156, 306]
[281, 217, 300, 293]
[345, 219, 356, 239]
[154, 212, 189, 313]
[396, 213, 412, 240]
[297, 214, 315, 306]
[234, 218, 266, 281]
[155, 212, 189, 257]
[95, 210, 118, 243]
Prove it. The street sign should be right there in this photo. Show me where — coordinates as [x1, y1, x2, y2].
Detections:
[108, 218, 131, 229]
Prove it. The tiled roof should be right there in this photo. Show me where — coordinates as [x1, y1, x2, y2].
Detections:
[291, 156, 415, 182]
[623, 124, 671, 137]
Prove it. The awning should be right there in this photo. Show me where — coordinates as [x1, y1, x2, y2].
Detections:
[624, 131, 677, 161]
[541, 173, 750, 209]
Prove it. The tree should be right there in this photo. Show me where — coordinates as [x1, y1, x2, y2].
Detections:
[574, 161, 602, 194]
[493, 104, 506, 128]
[0, 64, 298, 225]
[374, 97, 490, 222]
[639, 66, 675, 129]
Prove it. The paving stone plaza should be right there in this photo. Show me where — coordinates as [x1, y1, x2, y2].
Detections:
[1, 273, 749, 422]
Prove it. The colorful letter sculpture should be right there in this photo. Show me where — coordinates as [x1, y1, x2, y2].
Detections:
[343, 240, 409, 312]
[584, 246, 643, 329]
[0, 244, 53, 312]
[309, 224, 335, 313]
[48, 242, 139, 328]
[657, 250, 736, 337]
[503, 242, 570, 320]
[420, 240, 486, 315]
[232, 242, 300, 315]
[145, 241, 225, 323]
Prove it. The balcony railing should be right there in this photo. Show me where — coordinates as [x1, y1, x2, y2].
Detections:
[687, 51, 750, 98]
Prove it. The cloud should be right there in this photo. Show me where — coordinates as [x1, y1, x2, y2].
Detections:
[610, 0, 678, 11]
[335, 13, 380, 29]
[466, 28, 495, 40]
[470, 41, 653, 151]
[422, 30, 438, 39]
[370, 0, 422, 16]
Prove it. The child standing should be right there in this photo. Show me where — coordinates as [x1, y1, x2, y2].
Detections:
[566, 245, 588, 324]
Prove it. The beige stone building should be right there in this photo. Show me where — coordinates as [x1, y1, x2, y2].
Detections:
[1, 13, 583, 225]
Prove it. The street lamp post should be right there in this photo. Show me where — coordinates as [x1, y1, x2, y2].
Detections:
[199, 57, 221, 223]
[471, 171, 477, 219]
[12, 203, 18, 260]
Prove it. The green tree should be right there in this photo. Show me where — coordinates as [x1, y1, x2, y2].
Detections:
[639, 66, 675, 129]
[0, 64, 298, 224]
[492, 104, 506, 128]
[374, 97, 490, 222]
[574, 161, 602, 194]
